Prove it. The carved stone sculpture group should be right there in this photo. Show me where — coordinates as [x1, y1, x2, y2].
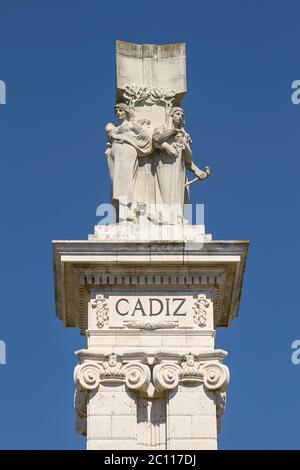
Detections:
[105, 93, 211, 224]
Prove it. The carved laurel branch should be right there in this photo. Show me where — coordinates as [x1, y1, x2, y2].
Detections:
[123, 83, 176, 109]
[91, 294, 109, 329]
[192, 294, 210, 328]
[124, 321, 178, 330]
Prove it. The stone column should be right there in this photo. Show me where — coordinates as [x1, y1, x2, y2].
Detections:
[162, 357, 229, 450]
[52, 240, 248, 449]
[52, 40, 249, 450]
[74, 352, 150, 450]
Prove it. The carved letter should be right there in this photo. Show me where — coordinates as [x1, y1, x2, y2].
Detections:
[172, 298, 186, 316]
[149, 298, 164, 316]
[132, 298, 146, 316]
[166, 298, 170, 316]
[116, 298, 129, 316]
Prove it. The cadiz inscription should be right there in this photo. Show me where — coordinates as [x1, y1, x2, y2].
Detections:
[115, 297, 187, 317]
[91, 292, 213, 330]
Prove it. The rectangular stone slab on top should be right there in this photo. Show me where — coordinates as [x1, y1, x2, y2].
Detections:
[115, 41, 187, 127]
[52, 240, 249, 334]
[116, 40, 186, 103]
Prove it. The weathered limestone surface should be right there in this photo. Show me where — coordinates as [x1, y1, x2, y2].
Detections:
[116, 41, 187, 110]
[53, 240, 248, 449]
[52, 40, 249, 450]
[106, 41, 210, 223]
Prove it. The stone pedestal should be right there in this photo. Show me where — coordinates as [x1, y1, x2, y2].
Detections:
[53, 238, 248, 450]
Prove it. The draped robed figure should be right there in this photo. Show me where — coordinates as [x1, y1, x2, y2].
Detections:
[105, 103, 153, 219]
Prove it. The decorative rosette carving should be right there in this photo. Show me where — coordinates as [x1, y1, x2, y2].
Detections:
[123, 362, 151, 392]
[192, 294, 210, 328]
[74, 361, 102, 391]
[91, 294, 109, 329]
[153, 363, 181, 392]
[200, 363, 229, 392]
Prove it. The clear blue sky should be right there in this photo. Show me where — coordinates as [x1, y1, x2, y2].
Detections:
[0, 0, 299, 450]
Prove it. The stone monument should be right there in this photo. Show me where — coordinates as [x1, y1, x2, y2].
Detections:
[52, 41, 249, 450]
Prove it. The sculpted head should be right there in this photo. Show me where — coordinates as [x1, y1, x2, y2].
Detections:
[114, 103, 132, 122]
[105, 122, 116, 133]
[170, 106, 185, 127]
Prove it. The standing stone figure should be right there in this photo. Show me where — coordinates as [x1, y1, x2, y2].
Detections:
[105, 103, 153, 221]
[153, 107, 210, 224]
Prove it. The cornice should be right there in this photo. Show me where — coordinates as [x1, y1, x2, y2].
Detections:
[53, 240, 249, 334]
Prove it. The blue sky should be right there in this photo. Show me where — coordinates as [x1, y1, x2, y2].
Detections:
[0, 0, 299, 449]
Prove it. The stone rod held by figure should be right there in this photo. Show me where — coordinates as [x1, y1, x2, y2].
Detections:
[185, 165, 211, 187]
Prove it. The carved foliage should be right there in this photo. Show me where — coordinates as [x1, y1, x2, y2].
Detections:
[123, 83, 176, 109]
[124, 321, 178, 330]
[74, 352, 230, 437]
[74, 354, 150, 392]
[100, 353, 125, 381]
[153, 356, 229, 392]
[193, 294, 210, 328]
[91, 294, 109, 329]
[179, 353, 203, 382]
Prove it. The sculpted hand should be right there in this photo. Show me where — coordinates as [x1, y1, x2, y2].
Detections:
[204, 165, 211, 177]
[110, 132, 123, 143]
[194, 166, 211, 180]
[161, 142, 179, 158]
[168, 146, 180, 158]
